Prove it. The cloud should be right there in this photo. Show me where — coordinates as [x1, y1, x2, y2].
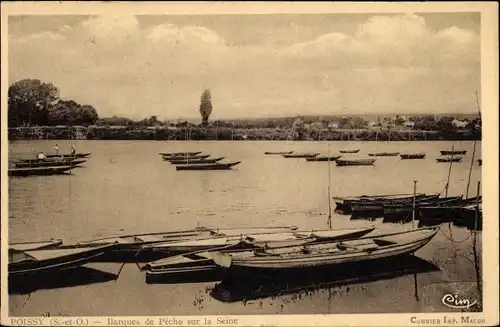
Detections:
[9, 14, 480, 119]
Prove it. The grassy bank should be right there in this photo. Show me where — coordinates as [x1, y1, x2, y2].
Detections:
[8, 126, 481, 141]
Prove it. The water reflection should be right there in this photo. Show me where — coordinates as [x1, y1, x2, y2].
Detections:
[210, 255, 440, 303]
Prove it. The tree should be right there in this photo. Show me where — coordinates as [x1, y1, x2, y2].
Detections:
[199, 89, 213, 126]
[292, 118, 306, 140]
[8, 79, 60, 126]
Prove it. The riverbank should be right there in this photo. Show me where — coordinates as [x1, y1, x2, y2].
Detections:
[8, 126, 481, 141]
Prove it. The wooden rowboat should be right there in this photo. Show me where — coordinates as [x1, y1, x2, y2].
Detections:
[44, 153, 91, 159]
[176, 161, 241, 171]
[14, 159, 86, 168]
[210, 227, 439, 269]
[350, 194, 440, 218]
[168, 157, 225, 165]
[436, 156, 463, 163]
[333, 193, 427, 214]
[8, 166, 74, 177]
[478, 159, 482, 166]
[265, 151, 293, 155]
[282, 153, 319, 158]
[440, 150, 467, 156]
[159, 152, 202, 156]
[9, 244, 116, 276]
[305, 156, 342, 162]
[382, 196, 463, 223]
[162, 154, 210, 160]
[400, 153, 426, 159]
[368, 152, 400, 157]
[339, 149, 360, 154]
[335, 158, 375, 166]
[9, 239, 63, 252]
[144, 227, 376, 282]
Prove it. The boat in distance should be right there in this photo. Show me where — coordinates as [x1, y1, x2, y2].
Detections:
[176, 161, 241, 171]
[333, 193, 428, 214]
[400, 153, 426, 159]
[339, 149, 360, 154]
[210, 227, 439, 269]
[168, 157, 225, 165]
[144, 227, 376, 281]
[9, 243, 117, 276]
[335, 158, 376, 166]
[282, 153, 319, 158]
[9, 239, 63, 252]
[436, 156, 463, 163]
[478, 159, 482, 166]
[8, 166, 74, 177]
[159, 151, 202, 156]
[305, 156, 342, 162]
[162, 154, 210, 160]
[368, 152, 400, 157]
[44, 153, 91, 159]
[265, 151, 294, 155]
[440, 150, 467, 156]
[14, 159, 87, 168]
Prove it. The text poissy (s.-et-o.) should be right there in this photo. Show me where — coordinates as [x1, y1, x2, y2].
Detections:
[410, 316, 486, 325]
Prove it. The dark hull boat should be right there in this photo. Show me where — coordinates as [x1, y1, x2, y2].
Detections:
[368, 152, 400, 157]
[9, 244, 116, 277]
[478, 159, 482, 166]
[440, 150, 467, 156]
[305, 156, 342, 162]
[339, 149, 360, 154]
[400, 153, 426, 159]
[9, 239, 63, 252]
[144, 227, 376, 283]
[453, 204, 482, 231]
[168, 157, 225, 165]
[350, 194, 440, 218]
[159, 152, 202, 156]
[436, 156, 463, 163]
[333, 193, 427, 214]
[9, 166, 74, 177]
[382, 196, 463, 223]
[14, 159, 86, 168]
[336, 158, 375, 166]
[265, 151, 293, 155]
[418, 196, 482, 227]
[162, 154, 210, 160]
[176, 161, 241, 171]
[282, 153, 319, 158]
[210, 227, 439, 270]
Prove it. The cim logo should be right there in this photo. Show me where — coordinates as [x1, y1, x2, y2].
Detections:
[441, 292, 477, 309]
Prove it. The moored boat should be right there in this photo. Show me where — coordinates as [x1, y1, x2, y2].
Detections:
[478, 159, 482, 166]
[436, 156, 463, 163]
[368, 152, 400, 157]
[176, 161, 241, 171]
[162, 154, 210, 160]
[265, 151, 294, 155]
[282, 153, 319, 158]
[9, 239, 63, 252]
[453, 204, 482, 230]
[350, 194, 440, 218]
[14, 159, 87, 168]
[143, 227, 376, 282]
[333, 193, 427, 214]
[159, 152, 202, 156]
[400, 153, 426, 159]
[168, 157, 225, 165]
[339, 149, 360, 154]
[382, 196, 463, 223]
[8, 166, 74, 177]
[9, 243, 116, 277]
[305, 156, 342, 162]
[335, 158, 375, 166]
[418, 196, 482, 227]
[440, 150, 467, 156]
[44, 153, 91, 159]
[210, 227, 439, 270]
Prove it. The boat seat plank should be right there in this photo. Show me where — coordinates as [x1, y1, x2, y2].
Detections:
[135, 235, 164, 243]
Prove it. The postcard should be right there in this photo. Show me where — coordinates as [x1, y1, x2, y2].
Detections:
[1, 2, 498, 326]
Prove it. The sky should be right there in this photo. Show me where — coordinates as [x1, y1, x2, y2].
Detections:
[8, 13, 480, 120]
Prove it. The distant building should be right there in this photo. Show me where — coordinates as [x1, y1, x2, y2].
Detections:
[452, 119, 468, 129]
[328, 122, 339, 129]
[403, 121, 415, 129]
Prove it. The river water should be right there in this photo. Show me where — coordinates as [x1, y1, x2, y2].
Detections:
[8, 140, 482, 315]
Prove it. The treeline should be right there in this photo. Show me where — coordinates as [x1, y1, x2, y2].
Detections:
[8, 79, 99, 127]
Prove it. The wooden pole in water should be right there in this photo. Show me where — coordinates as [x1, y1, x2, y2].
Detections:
[465, 140, 477, 198]
[327, 143, 332, 229]
[412, 180, 417, 229]
[472, 181, 482, 296]
[445, 145, 455, 198]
